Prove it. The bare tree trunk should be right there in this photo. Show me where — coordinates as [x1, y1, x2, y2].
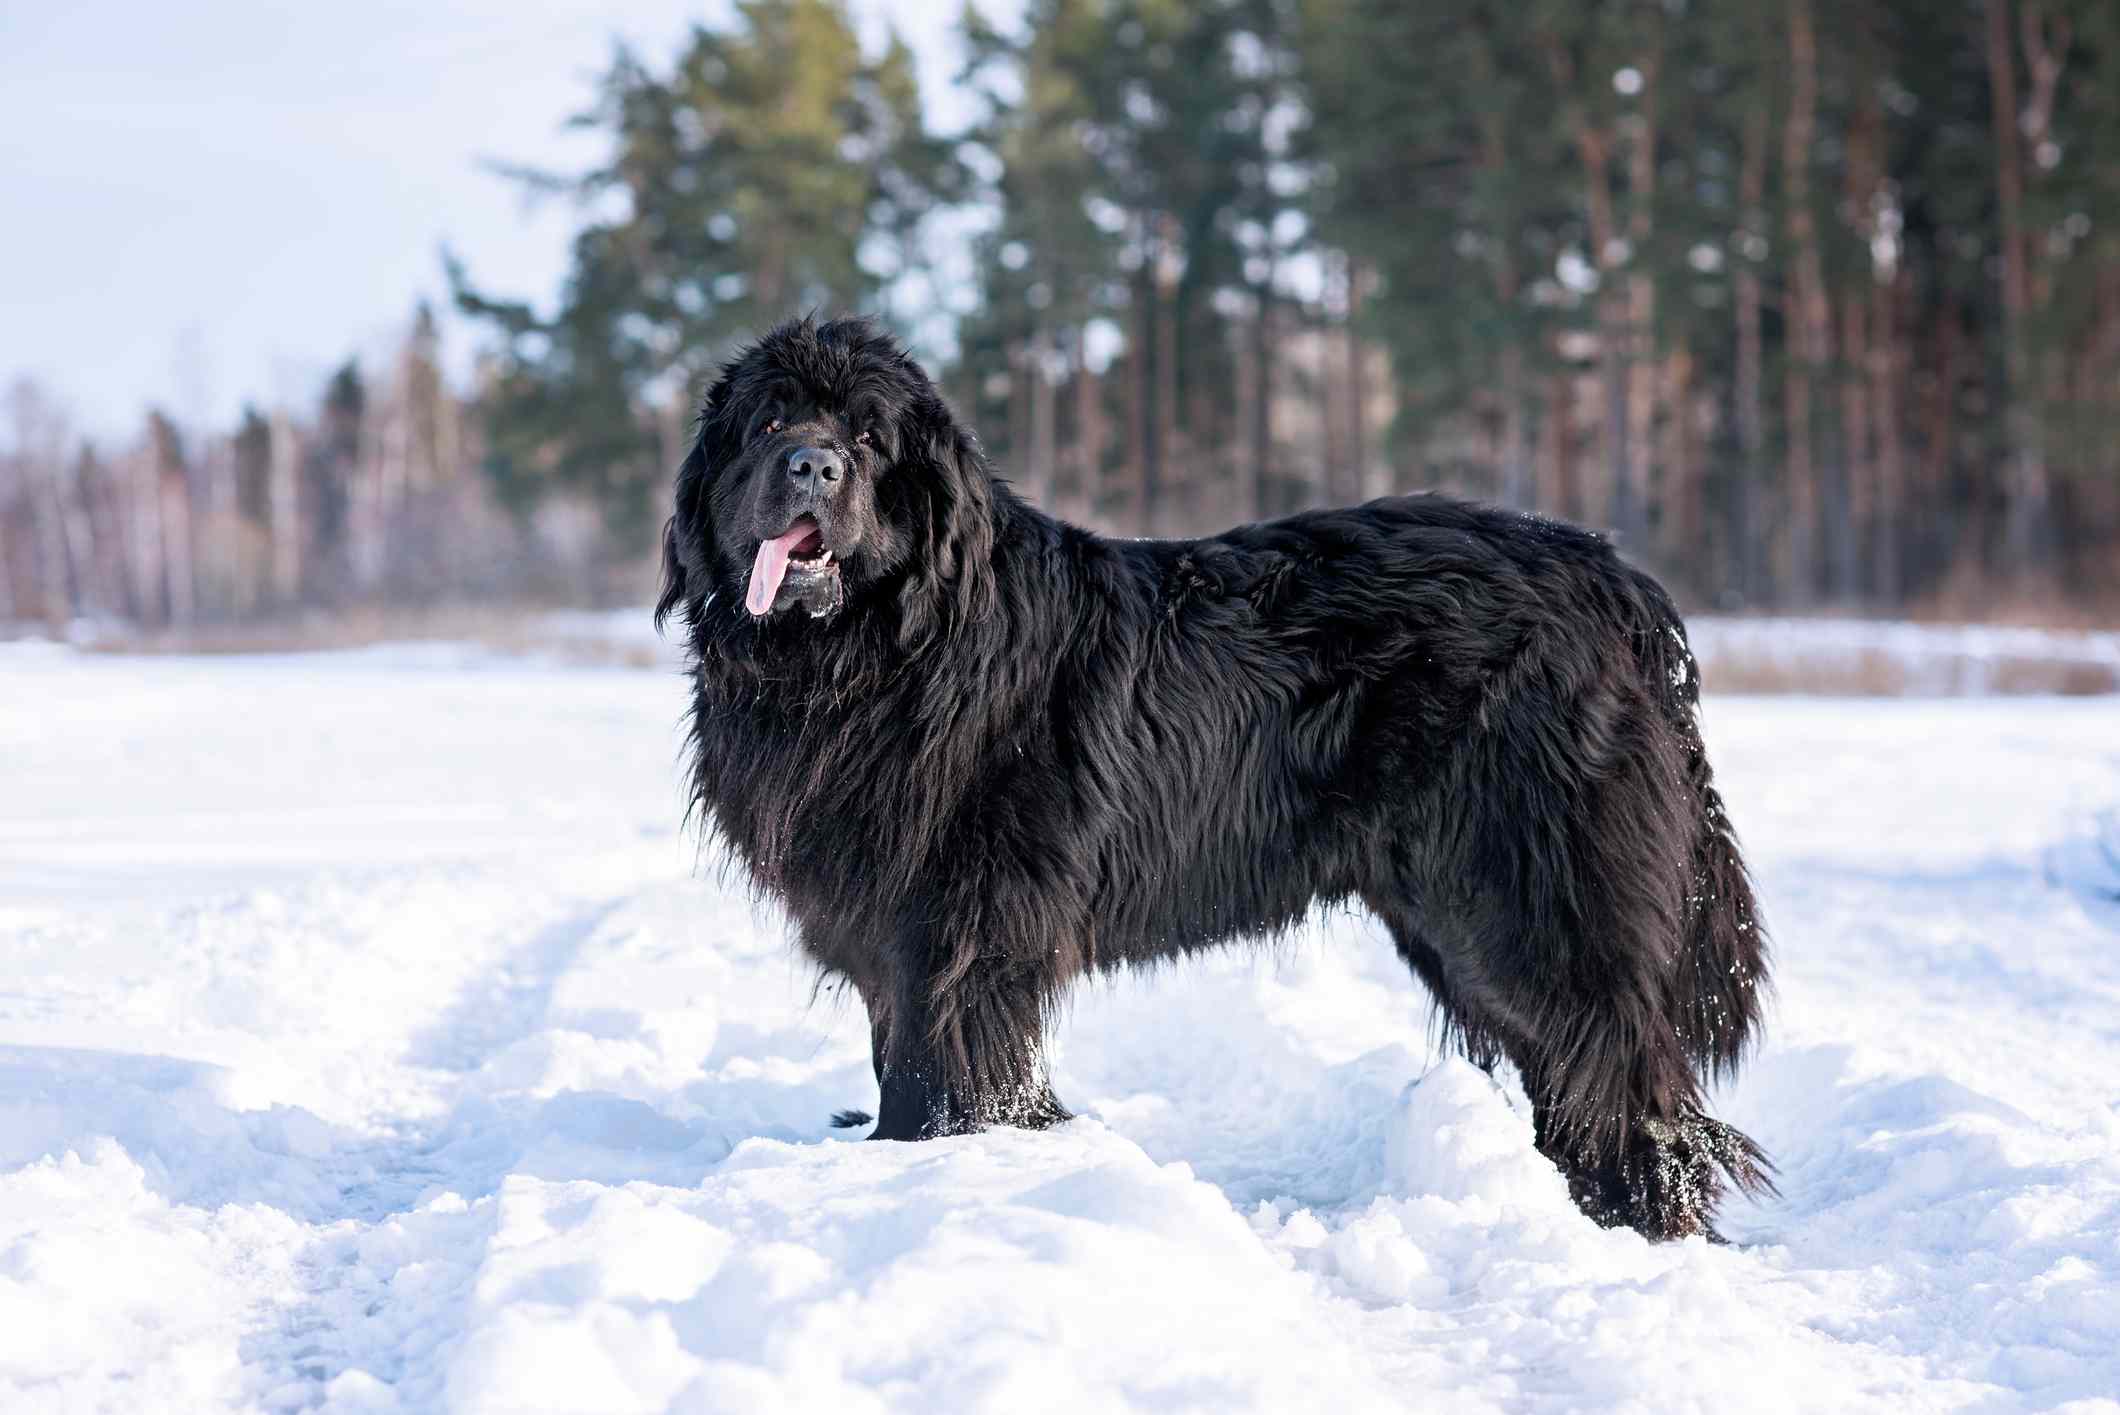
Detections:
[270, 413, 301, 604]
[1841, 291, 1873, 600]
[1833, 90, 1887, 603]
[1782, 0, 1827, 604]
[36, 459, 76, 623]
[85, 458, 124, 619]
[200, 437, 236, 620]
[1321, 266, 1348, 510]
[1546, 35, 1629, 535]
[128, 445, 164, 623]
[1734, 96, 1769, 604]
[60, 455, 101, 619]
[1187, 317, 1219, 523]
[1235, 295, 1261, 521]
[1623, 290, 1656, 539]
[1074, 334, 1107, 523]
[1986, 0, 2044, 574]
[1008, 338, 1032, 491]
[1153, 219, 1180, 531]
[1667, 345, 1701, 568]
[160, 463, 193, 627]
[1028, 333, 1057, 511]
[1584, 138, 1627, 532]
[1498, 345, 1529, 508]
[0, 504, 16, 622]
[1535, 370, 1562, 515]
[437, 379, 463, 487]
[357, 394, 394, 594]
[1472, 43, 1529, 508]
[85, 458, 128, 620]
[1871, 271, 1907, 604]
[2089, 254, 2120, 552]
[1248, 285, 1273, 522]
[1543, 369, 1578, 520]
[0, 485, 19, 622]
[1126, 242, 1152, 533]
[1846, 80, 1910, 608]
[1993, 0, 2071, 575]
[9, 382, 73, 622]
[379, 378, 409, 556]
[1624, 22, 1663, 544]
[1927, 302, 1967, 583]
[1344, 258, 1366, 505]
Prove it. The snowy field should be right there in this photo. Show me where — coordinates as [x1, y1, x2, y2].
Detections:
[3, 639, 2118, 1414]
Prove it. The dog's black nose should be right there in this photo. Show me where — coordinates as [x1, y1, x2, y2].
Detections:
[788, 445, 844, 489]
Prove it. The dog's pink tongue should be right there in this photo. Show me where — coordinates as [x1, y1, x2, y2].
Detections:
[746, 522, 815, 617]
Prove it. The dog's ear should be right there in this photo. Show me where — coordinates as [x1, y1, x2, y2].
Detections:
[656, 432, 718, 633]
[897, 417, 999, 649]
[653, 514, 688, 633]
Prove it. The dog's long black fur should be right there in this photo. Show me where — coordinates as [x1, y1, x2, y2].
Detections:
[658, 316, 1773, 1241]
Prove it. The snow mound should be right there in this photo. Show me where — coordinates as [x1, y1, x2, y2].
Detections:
[450, 1127, 1401, 1414]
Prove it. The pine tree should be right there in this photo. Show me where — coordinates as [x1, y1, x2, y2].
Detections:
[450, 0, 951, 542]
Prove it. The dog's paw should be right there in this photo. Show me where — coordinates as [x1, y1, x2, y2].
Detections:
[1626, 1114, 1777, 1241]
[828, 1109, 874, 1130]
[1559, 1114, 1776, 1241]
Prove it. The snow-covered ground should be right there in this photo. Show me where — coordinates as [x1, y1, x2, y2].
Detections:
[3, 640, 2117, 1414]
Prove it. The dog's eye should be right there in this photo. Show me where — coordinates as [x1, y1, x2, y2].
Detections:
[762, 418, 783, 438]
[854, 429, 872, 448]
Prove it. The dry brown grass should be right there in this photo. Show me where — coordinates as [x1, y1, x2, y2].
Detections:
[40, 607, 2120, 696]
[73, 606, 676, 671]
[1688, 615, 2120, 696]
[1695, 647, 2119, 696]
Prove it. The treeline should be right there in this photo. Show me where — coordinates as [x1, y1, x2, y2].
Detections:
[950, 0, 2120, 609]
[0, 308, 626, 630]
[6, 0, 2116, 628]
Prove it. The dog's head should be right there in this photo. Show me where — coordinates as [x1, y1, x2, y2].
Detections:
[657, 316, 996, 646]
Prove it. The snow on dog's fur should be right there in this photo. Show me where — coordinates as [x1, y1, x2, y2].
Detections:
[657, 315, 1772, 1240]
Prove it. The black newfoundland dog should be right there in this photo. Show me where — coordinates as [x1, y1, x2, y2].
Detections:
[658, 316, 1772, 1241]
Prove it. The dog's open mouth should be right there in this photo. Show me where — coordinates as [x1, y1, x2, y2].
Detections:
[746, 515, 843, 618]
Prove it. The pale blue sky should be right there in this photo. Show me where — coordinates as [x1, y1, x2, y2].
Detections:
[0, 1, 1000, 442]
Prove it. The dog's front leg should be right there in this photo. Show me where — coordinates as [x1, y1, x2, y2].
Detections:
[868, 977, 950, 1140]
[867, 953, 1069, 1141]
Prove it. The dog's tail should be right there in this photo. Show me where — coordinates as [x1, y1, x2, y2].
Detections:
[1624, 572, 1769, 1085]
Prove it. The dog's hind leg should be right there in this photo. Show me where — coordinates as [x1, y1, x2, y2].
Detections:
[1372, 891, 1757, 1238]
[1398, 665, 1772, 1239]
[1504, 972, 1771, 1241]
[1399, 895, 1770, 1238]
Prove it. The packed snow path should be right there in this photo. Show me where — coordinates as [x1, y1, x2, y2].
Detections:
[2, 642, 2117, 1414]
